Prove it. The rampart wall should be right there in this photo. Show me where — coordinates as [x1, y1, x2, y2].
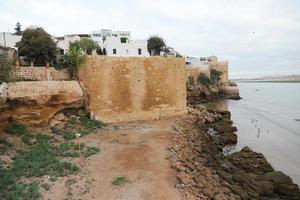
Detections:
[79, 56, 187, 123]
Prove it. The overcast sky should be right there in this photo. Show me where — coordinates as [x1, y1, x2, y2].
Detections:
[1, 0, 300, 78]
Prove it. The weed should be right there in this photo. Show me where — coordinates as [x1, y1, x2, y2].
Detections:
[56, 141, 80, 158]
[0, 139, 13, 147]
[79, 115, 104, 131]
[112, 177, 129, 186]
[5, 124, 35, 145]
[4, 124, 30, 136]
[50, 127, 64, 135]
[62, 130, 77, 140]
[21, 134, 34, 145]
[41, 183, 50, 191]
[0, 139, 12, 154]
[11, 143, 79, 177]
[35, 134, 54, 144]
[65, 178, 76, 187]
[83, 146, 100, 158]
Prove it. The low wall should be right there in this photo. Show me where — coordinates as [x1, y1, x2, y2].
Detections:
[79, 56, 187, 123]
[210, 62, 228, 84]
[187, 67, 210, 80]
[2, 81, 84, 126]
[13, 67, 70, 81]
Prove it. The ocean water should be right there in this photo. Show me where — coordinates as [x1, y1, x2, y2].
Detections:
[228, 82, 300, 186]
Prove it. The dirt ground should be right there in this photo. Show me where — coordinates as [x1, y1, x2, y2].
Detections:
[43, 117, 182, 200]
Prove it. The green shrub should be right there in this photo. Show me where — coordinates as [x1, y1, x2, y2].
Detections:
[112, 177, 129, 186]
[79, 115, 104, 131]
[4, 124, 30, 136]
[83, 146, 100, 158]
[0, 139, 12, 154]
[210, 69, 222, 83]
[35, 134, 54, 144]
[197, 73, 212, 86]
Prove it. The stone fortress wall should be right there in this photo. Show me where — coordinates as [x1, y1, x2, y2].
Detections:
[79, 56, 187, 123]
[186, 56, 229, 84]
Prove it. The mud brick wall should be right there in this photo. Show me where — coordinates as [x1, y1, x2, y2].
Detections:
[79, 56, 187, 123]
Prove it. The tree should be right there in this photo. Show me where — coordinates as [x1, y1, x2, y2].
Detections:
[70, 37, 99, 55]
[210, 69, 222, 83]
[147, 35, 166, 56]
[0, 54, 15, 84]
[14, 22, 22, 36]
[16, 27, 57, 66]
[61, 46, 86, 79]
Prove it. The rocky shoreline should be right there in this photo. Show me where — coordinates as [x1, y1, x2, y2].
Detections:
[169, 105, 300, 199]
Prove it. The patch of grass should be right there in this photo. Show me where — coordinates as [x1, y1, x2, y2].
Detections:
[79, 115, 105, 131]
[50, 127, 64, 135]
[0, 139, 12, 154]
[35, 134, 54, 144]
[0, 139, 13, 147]
[51, 127, 85, 140]
[62, 130, 77, 140]
[56, 141, 80, 158]
[0, 163, 40, 200]
[56, 141, 100, 158]
[4, 124, 29, 136]
[83, 146, 100, 158]
[41, 183, 50, 191]
[11, 143, 79, 177]
[112, 177, 129, 186]
[5, 124, 35, 145]
[21, 134, 34, 145]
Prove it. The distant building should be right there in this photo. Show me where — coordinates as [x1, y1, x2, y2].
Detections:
[186, 55, 228, 84]
[55, 34, 90, 54]
[91, 29, 149, 57]
[0, 32, 21, 49]
[162, 46, 178, 57]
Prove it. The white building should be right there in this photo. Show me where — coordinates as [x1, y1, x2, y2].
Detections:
[0, 32, 21, 49]
[55, 34, 90, 54]
[92, 29, 149, 57]
[186, 56, 218, 68]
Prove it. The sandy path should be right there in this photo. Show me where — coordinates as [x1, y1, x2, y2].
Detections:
[44, 118, 182, 200]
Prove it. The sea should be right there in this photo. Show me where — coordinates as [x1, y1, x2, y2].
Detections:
[208, 82, 300, 186]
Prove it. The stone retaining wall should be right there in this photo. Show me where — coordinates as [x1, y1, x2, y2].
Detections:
[13, 67, 70, 81]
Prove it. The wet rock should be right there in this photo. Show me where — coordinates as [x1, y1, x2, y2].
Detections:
[169, 106, 300, 200]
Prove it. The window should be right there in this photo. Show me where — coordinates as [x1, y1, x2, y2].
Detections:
[120, 37, 127, 43]
[138, 48, 142, 55]
[113, 49, 117, 54]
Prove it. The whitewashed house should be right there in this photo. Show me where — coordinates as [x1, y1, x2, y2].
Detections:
[55, 34, 90, 54]
[0, 32, 21, 49]
[91, 29, 149, 57]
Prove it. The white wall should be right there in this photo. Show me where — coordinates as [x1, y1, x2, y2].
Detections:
[0, 32, 21, 49]
[56, 35, 81, 53]
[103, 37, 149, 57]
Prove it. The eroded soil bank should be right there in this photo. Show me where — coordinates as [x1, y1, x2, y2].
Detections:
[169, 105, 300, 199]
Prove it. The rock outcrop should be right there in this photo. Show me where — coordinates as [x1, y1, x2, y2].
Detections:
[1, 81, 84, 126]
[169, 106, 300, 200]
